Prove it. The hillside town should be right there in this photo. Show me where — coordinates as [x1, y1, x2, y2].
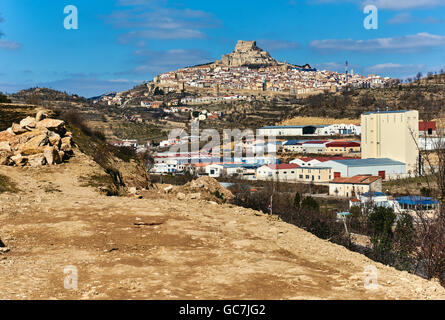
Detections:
[96, 41, 392, 112]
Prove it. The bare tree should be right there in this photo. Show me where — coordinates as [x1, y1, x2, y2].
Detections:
[410, 118, 445, 285]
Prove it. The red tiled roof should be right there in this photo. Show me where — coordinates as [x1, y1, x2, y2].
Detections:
[325, 141, 361, 148]
[303, 140, 329, 144]
[267, 164, 300, 170]
[419, 121, 436, 131]
[330, 175, 382, 184]
[295, 156, 357, 163]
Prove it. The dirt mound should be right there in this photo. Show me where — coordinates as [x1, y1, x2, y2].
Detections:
[178, 176, 234, 203]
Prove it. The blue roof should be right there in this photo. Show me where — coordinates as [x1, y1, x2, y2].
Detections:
[397, 196, 438, 205]
[363, 110, 410, 115]
[330, 158, 405, 167]
[222, 164, 261, 169]
[361, 191, 386, 197]
[284, 140, 302, 145]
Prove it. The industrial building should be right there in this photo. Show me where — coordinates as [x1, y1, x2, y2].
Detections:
[361, 110, 419, 173]
[321, 158, 406, 179]
[258, 125, 327, 137]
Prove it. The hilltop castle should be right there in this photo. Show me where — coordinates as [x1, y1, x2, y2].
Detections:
[215, 40, 279, 67]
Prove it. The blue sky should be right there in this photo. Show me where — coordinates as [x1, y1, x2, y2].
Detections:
[1, 0, 445, 97]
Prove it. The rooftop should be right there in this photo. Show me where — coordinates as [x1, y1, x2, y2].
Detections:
[325, 141, 361, 148]
[363, 110, 410, 115]
[266, 164, 300, 170]
[294, 156, 358, 163]
[361, 191, 386, 197]
[329, 158, 405, 167]
[331, 175, 382, 184]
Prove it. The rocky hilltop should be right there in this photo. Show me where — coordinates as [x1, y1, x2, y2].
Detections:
[216, 40, 279, 67]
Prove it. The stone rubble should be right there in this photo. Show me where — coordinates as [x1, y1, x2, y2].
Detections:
[0, 111, 74, 167]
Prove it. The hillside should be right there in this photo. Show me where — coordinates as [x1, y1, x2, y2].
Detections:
[292, 73, 445, 120]
[1, 150, 444, 299]
[0, 109, 444, 299]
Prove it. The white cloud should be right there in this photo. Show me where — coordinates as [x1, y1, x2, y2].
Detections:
[366, 62, 425, 75]
[105, 5, 219, 44]
[310, 32, 445, 53]
[312, 0, 445, 10]
[0, 12, 21, 50]
[0, 39, 21, 50]
[364, 0, 445, 10]
[387, 12, 413, 24]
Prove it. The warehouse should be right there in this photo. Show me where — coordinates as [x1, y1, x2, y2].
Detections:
[258, 125, 327, 137]
[321, 158, 406, 179]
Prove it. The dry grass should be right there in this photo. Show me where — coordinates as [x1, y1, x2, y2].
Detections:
[280, 116, 360, 126]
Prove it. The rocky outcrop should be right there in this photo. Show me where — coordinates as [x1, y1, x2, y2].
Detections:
[0, 112, 74, 167]
[216, 40, 278, 67]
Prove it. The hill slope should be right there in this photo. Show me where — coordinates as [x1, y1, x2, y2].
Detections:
[293, 73, 445, 120]
[0, 149, 444, 299]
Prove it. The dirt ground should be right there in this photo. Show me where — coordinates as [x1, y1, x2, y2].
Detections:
[0, 150, 444, 300]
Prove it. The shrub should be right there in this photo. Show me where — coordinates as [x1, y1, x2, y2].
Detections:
[0, 93, 11, 103]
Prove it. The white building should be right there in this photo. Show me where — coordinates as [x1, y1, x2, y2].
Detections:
[361, 110, 419, 173]
[329, 175, 382, 197]
[256, 164, 300, 181]
[322, 158, 406, 179]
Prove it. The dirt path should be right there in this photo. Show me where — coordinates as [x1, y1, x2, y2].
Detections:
[0, 152, 444, 299]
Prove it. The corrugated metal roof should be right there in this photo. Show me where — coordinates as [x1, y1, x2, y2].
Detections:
[363, 110, 410, 115]
[330, 158, 405, 167]
[284, 140, 303, 145]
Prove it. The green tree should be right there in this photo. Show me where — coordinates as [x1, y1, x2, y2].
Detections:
[301, 196, 319, 212]
[393, 213, 416, 270]
[0, 93, 11, 103]
[368, 206, 396, 263]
